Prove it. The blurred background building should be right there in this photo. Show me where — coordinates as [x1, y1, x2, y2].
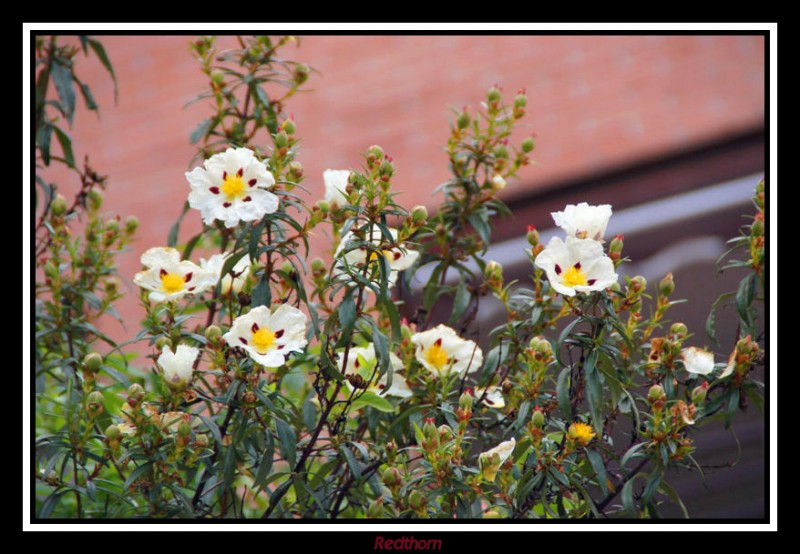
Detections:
[37, 34, 766, 518]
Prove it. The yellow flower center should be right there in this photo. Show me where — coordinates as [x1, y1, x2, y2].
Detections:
[161, 272, 185, 294]
[562, 265, 588, 288]
[221, 174, 246, 199]
[368, 249, 393, 262]
[252, 327, 276, 353]
[426, 343, 449, 370]
[569, 422, 595, 445]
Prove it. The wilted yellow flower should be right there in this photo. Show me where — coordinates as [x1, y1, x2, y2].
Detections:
[567, 422, 596, 446]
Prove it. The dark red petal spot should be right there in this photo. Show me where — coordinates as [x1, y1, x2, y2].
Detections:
[574, 262, 582, 270]
[222, 171, 228, 180]
[554, 264, 562, 275]
[587, 279, 597, 286]
[242, 196, 252, 202]
[223, 202, 232, 208]
[277, 345, 285, 350]
[237, 168, 243, 177]
[378, 384, 386, 390]
[354, 358, 360, 368]
[650, 354, 659, 360]
[184, 272, 193, 282]
[485, 398, 495, 406]
[251, 322, 260, 333]
[160, 268, 167, 277]
[239, 337, 248, 345]
[209, 186, 220, 194]
[248, 179, 257, 186]
[274, 329, 285, 338]
[453, 359, 459, 364]
[393, 251, 402, 260]
[188, 287, 196, 291]
[434, 338, 443, 347]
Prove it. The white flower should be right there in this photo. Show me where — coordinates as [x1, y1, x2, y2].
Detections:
[479, 437, 516, 482]
[223, 304, 308, 368]
[186, 147, 278, 228]
[339, 344, 412, 398]
[334, 226, 419, 289]
[681, 347, 715, 376]
[157, 344, 199, 390]
[551, 202, 613, 241]
[133, 247, 216, 303]
[200, 252, 252, 295]
[411, 324, 483, 378]
[475, 386, 505, 409]
[491, 174, 507, 190]
[534, 236, 618, 297]
[323, 169, 351, 208]
[719, 351, 736, 379]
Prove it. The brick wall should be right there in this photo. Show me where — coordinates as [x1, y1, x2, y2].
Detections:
[36, 34, 765, 341]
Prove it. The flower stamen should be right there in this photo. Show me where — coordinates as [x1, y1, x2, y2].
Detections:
[562, 264, 588, 288]
[252, 327, 277, 354]
[161, 272, 186, 293]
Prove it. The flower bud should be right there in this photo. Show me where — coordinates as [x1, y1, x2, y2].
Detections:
[457, 110, 471, 130]
[521, 137, 535, 153]
[51, 194, 68, 216]
[281, 119, 296, 136]
[648, 384, 665, 402]
[411, 205, 428, 224]
[310, 257, 326, 274]
[692, 382, 709, 405]
[105, 424, 121, 441]
[288, 160, 304, 180]
[155, 336, 172, 351]
[659, 272, 675, 297]
[514, 93, 528, 109]
[751, 217, 764, 237]
[438, 424, 453, 442]
[494, 144, 508, 159]
[105, 218, 120, 233]
[526, 225, 540, 247]
[367, 145, 384, 161]
[316, 199, 330, 213]
[87, 189, 103, 211]
[608, 234, 624, 260]
[670, 322, 689, 339]
[485, 260, 503, 279]
[125, 215, 139, 234]
[459, 391, 473, 411]
[86, 391, 105, 416]
[83, 352, 103, 373]
[205, 325, 222, 341]
[382, 467, 401, 487]
[385, 440, 398, 464]
[755, 178, 764, 196]
[487, 86, 502, 103]
[274, 131, 289, 149]
[484, 509, 502, 519]
[379, 159, 394, 177]
[178, 420, 191, 438]
[531, 407, 545, 428]
[629, 276, 647, 294]
[409, 490, 425, 511]
[127, 383, 145, 406]
[423, 418, 437, 440]
[528, 336, 552, 357]
[210, 69, 225, 85]
[491, 174, 507, 190]
[367, 497, 385, 519]
[293, 63, 310, 85]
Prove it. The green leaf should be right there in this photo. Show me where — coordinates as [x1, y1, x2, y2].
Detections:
[585, 449, 608, 495]
[168, 201, 191, 247]
[371, 322, 391, 388]
[659, 481, 690, 518]
[340, 444, 362, 479]
[88, 38, 118, 101]
[337, 289, 357, 344]
[254, 431, 275, 489]
[736, 273, 756, 333]
[275, 418, 297, 468]
[123, 461, 153, 491]
[620, 442, 647, 469]
[621, 476, 637, 516]
[449, 284, 471, 325]
[38, 490, 67, 519]
[555, 317, 582, 368]
[556, 366, 572, 422]
[36, 122, 53, 166]
[583, 351, 603, 436]
[641, 470, 663, 506]
[190, 117, 214, 144]
[53, 126, 75, 168]
[75, 78, 98, 112]
[51, 60, 76, 125]
[251, 274, 271, 308]
[467, 211, 491, 247]
[351, 392, 395, 413]
[197, 414, 222, 446]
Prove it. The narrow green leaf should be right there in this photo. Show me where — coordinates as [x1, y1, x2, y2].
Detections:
[555, 317, 582, 368]
[556, 366, 572, 422]
[275, 418, 297, 467]
[467, 212, 491, 246]
[254, 432, 275, 489]
[337, 289, 357, 343]
[620, 442, 647, 469]
[197, 414, 222, 446]
[36, 122, 53, 166]
[88, 38, 118, 100]
[38, 490, 67, 519]
[123, 461, 153, 491]
[621, 476, 637, 516]
[449, 284, 471, 325]
[340, 444, 362, 479]
[53, 126, 75, 168]
[585, 448, 608, 494]
[168, 201, 191, 247]
[75, 78, 98, 112]
[641, 470, 663, 506]
[583, 351, 603, 436]
[190, 117, 214, 144]
[251, 274, 271, 308]
[351, 392, 395, 413]
[659, 481, 689, 518]
[51, 60, 76, 124]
